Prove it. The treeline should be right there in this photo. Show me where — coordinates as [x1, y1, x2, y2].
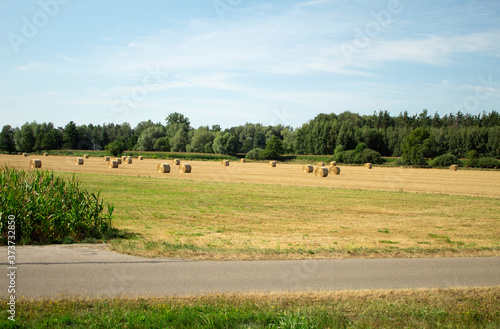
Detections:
[1, 110, 499, 161]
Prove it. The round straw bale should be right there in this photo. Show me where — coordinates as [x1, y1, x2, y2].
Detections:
[122, 156, 127, 161]
[269, 161, 276, 167]
[449, 164, 458, 171]
[180, 163, 192, 173]
[84, 154, 89, 159]
[157, 163, 170, 173]
[364, 163, 372, 169]
[329, 166, 341, 175]
[30, 159, 42, 169]
[126, 157, 132, 164]
[172, 159, 180, 165]
[317, 162, 325, 166]
[23, 153, 29, 157]
[75, 158, 84, 165]
[116, 158, 122, 164]
[222, 160, 230, 166]
[43, 153, 48, 157]
[330, 161, 336, 166]
[240, 158, 246, 163]
[315, 167, 329, 177]
[104, 156, 110, 161]
[108, 160, 119, 168]
[138, 156, 144, 160]
[302, 164, 313, 173]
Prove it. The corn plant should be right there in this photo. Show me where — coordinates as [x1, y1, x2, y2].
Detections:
[0, 167, 113, 244]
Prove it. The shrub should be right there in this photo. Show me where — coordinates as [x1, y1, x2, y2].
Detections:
[354, 143, 367, 153]
[334, 145, 345, 154]
[333, 150, 356, 164]
[357, 148, 383, 164]
[476, 157, 499, 168]
[334, 148, 383, 164]
[246, 148, 265, 160]
[465, 151, 479, 168]
[0, 167, 113, 244]
[105, 140, 126, 157]
[430, 154, 461, 168]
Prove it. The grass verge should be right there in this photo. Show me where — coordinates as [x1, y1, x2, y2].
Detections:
[2, 288, 499, 328]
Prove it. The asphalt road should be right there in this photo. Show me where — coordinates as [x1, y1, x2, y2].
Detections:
[1, 244, 499, 299]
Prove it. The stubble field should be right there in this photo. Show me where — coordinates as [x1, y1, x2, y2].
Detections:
[2, 154, 499, 260]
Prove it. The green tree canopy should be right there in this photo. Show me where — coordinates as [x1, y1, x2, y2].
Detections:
[188, 126, 214, 153]
[0, 125, 16, 153]
[401, 127, 434, 165]
[135, 126, 166, 151]
[63, 121, 78, 149]
[262, 135, 284, 160]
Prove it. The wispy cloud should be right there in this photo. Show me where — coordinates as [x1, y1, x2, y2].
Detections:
[14, 61, 45, 72]
[294, 0, 332, 9]
[347, 31, 500, 67]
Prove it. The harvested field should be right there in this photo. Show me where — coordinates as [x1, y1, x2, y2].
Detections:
[1, 154, 499, 260]
[2, 154, 498, 197]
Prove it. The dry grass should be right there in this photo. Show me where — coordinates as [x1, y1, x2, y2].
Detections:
[58, 174, 499, 260]
[3, 154, 498, 197]
[2, 154, 499, 260]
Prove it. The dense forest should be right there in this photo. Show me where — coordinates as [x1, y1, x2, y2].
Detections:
[1, 110, 499, 166]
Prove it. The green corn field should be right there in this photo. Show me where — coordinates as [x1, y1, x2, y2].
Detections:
[0, 167, 113, 244]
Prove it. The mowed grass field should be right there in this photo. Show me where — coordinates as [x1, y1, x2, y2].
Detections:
[2, 154, 500, 260]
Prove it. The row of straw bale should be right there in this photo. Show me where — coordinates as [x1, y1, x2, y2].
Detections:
[157, 163, 192, 173]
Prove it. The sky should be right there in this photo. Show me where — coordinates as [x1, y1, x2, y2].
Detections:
[1, 0, 500, 130]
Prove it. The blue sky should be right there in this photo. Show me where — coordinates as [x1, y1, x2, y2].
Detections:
[1, 0, 500, 129]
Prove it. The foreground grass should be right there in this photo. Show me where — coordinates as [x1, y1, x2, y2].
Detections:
[56, 172, 500, 260]
[2, 288, 499, 328]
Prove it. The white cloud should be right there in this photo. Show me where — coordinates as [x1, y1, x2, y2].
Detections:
[14, 61, 45, 72]
[294, 0, 332, 9]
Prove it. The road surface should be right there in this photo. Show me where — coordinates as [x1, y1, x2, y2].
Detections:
[1, 244, 499, 299]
